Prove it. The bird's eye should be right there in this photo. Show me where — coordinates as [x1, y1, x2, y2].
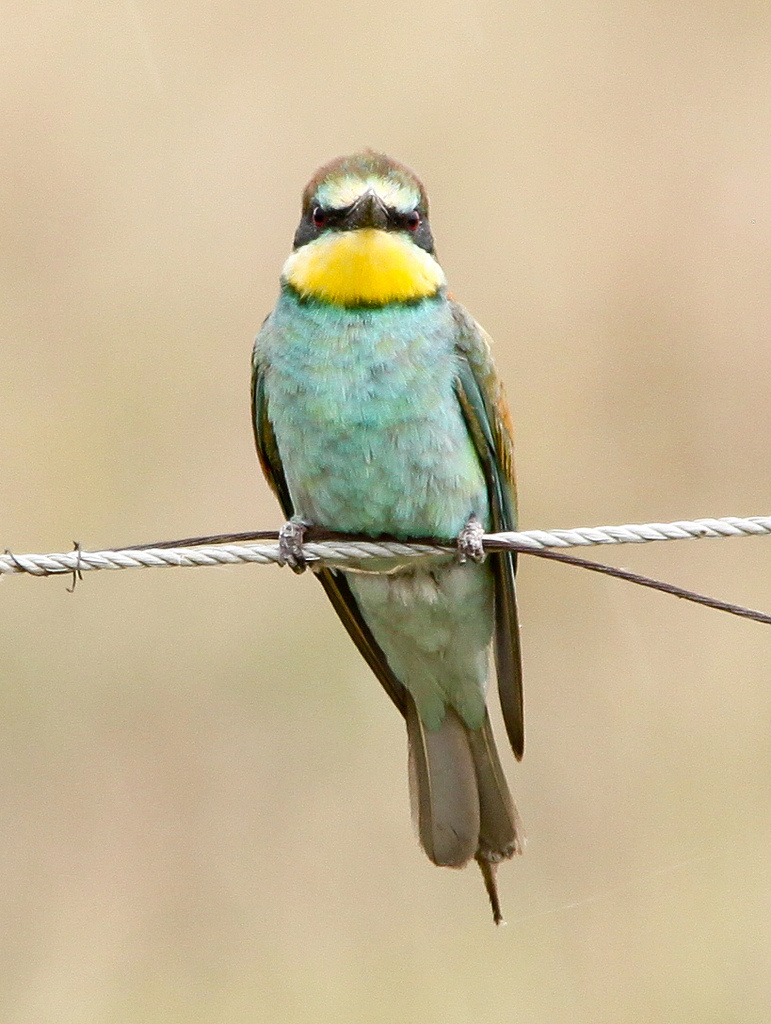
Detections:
[406, 210, 421, 231]
[312, 206, 327, 227]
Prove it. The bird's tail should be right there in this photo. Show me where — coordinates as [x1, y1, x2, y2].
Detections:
[405, 695, 523, 923]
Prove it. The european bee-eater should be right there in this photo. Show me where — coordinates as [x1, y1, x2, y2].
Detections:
[252, 152, 524, 923]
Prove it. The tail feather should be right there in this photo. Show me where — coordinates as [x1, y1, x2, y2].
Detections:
[468, 712, 524, 861]
[469, 712, 524, 925]
[405, 697, 479, 868]
[406, 696, 524, 922]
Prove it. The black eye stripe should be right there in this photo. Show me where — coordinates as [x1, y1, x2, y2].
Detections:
[312, 205, 420, 226]
[293, 201, 434, 253]
[311, 206, 349, 227]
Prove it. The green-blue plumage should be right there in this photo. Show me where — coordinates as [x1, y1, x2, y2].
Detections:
[257, 287, 489, 540]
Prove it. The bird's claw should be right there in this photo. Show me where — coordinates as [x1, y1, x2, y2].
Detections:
[457, 514, 486, 564]
[278, 518, 310, 574]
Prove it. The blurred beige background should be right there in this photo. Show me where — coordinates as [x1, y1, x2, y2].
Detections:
[1, 2, 770, 1021]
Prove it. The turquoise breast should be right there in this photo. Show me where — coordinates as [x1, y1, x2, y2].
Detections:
[258, 290, 489, 539]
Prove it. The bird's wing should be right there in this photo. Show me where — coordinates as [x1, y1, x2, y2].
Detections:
[251, 354, 294, 518]
[451, 301, 524, 760]
[251, 349, 409, 717]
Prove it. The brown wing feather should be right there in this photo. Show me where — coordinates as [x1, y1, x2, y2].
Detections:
[251, 358, 293, 516]
[451, 301, 525, 760]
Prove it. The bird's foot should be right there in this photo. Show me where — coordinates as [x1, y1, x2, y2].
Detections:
[457, 514, 486, 564]
[278, 517, 310, 574]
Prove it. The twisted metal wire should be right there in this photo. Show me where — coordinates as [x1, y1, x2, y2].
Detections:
[2, 516, 769, 577]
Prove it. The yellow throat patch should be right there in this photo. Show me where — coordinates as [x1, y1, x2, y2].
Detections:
[282, 228, 445, 306]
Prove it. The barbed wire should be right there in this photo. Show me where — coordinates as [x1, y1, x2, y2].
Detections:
[3, 515, 771, 625]
[2, 515, 770, 577]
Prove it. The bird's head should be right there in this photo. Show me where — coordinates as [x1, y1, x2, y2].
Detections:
[282, 151, 445, 307]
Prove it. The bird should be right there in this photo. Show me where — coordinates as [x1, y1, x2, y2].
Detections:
[251, 151, 524, 923]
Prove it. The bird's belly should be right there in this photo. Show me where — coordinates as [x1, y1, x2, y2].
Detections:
[346, 559, 494, 729]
